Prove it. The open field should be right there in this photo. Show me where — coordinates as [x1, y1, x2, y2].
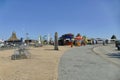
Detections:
[0, 45, 71, 80]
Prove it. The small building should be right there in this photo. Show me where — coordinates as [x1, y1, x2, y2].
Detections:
[5, 32, 22, 45]
[110, 39, 117, 44]
[25, 39, 37, 44]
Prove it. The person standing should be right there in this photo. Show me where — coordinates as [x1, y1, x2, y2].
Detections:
[103, 40, 105, 46]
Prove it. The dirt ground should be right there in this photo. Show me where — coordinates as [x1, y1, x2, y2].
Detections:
[0, 45, 71, 80]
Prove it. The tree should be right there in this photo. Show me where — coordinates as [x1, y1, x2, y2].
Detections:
[82, 35, 86, 39]
[76, 33, 81, 37]
[111, 35, 117, 39]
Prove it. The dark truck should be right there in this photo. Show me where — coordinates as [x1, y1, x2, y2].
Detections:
[115, 40, 120, 50]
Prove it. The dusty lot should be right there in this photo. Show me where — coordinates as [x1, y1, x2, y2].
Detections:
[0, 45, 70, 80]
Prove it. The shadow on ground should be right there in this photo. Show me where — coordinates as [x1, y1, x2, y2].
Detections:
[106, 52, 120, 59]
[44, 49, 60, 51]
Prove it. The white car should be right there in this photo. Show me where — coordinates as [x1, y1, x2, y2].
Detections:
[0, 43, 5, 48]
[95, 38, 104, 44]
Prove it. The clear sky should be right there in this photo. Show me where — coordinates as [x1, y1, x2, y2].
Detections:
[0, 0, 120, 40]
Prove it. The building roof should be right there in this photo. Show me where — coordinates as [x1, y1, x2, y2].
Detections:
[8, 32, 19, 41]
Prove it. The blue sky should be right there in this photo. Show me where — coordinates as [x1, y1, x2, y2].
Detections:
[0, 0, 120, 40]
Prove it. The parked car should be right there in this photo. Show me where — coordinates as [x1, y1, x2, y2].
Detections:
[115, 40, 120, 50]
[96, 39, 104, 44]
[87, 39, 92, 44]
[0, 43, 5, 48]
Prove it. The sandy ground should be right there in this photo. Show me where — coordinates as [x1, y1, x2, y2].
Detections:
[0, 45, 71, 80]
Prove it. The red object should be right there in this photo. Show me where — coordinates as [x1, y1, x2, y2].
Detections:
[65, 42, 72, 45]
[75, 36, 83, 40]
